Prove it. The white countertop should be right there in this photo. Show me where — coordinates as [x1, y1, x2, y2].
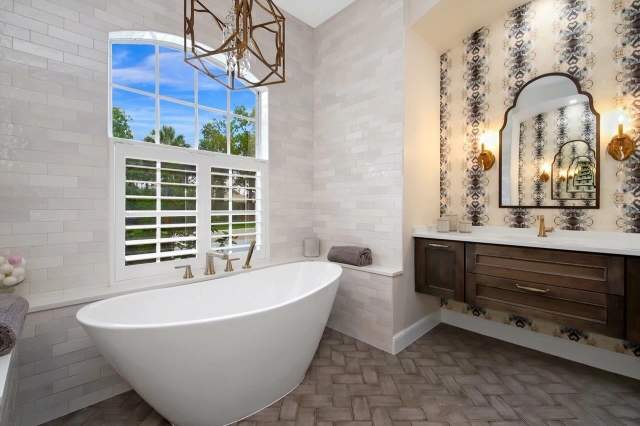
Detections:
[413, 225, 640, 257]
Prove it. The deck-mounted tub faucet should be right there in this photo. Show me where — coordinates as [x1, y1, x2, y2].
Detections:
[175, 265, 194, 279]
[211, 251, 240, 272]
[243, 240, 257, 269]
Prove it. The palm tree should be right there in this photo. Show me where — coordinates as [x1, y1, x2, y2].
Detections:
[145, 126, 187, 147]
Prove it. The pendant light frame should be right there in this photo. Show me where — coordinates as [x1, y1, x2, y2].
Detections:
[184, 0, 286, 90]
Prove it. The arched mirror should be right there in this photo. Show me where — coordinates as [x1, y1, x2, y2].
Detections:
[499, 73, 600, 208]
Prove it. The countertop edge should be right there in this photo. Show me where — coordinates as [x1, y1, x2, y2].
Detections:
[412, 229, 640, 257]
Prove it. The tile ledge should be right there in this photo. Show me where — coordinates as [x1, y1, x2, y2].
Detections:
[331, 261, 403, 277]
[25, 257, 313, 313]
[25, 257, 403, 313]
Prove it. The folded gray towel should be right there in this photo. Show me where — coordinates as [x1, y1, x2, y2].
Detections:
[0, 295, 28, 356]
[327, 246, 373, 267]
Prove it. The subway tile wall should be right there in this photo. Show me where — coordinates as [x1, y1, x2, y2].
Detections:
[312, 0, 405, 269]
[17, 303, 129, 425]
[0, 0, 315, 297]
[327, 268, 394, 353]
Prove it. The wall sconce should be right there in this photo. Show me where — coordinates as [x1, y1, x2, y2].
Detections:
[607, 113, 635, 161]
[539, 162, 550, 183]
[558, 171, 567, 183]
[478, 132, 496, 171]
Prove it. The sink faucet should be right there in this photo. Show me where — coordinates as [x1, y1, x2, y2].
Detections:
[537, 215, 547, 238]
[537, 215, 554, 238]
[211, 251, 240, 272]
[242, 240, 257, 269]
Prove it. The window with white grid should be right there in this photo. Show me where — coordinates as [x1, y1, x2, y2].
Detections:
[211, 168, 262, 252]
[110, 32, 268, 283]
[124, 159, 198, 266]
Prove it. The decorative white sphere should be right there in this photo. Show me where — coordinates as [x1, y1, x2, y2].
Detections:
[2, 276, 17, 287]
[0, 264, 13, 276]
[11, 267, 25, 278]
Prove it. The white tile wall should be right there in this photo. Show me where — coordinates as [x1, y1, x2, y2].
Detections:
[312, 0, 405, 269]
[0, 0, 315, 298]
[17, 303, 130, 426]
[327, 268, 394, 353]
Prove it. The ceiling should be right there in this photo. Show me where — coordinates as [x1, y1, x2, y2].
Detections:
[412, 0, 530, 52]
[274, 0, 356, 28]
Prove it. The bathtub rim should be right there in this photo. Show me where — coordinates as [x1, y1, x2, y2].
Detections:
[76, 261, 342, 331]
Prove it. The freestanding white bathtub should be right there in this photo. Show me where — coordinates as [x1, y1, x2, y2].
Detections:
[77, 261, 342, 426]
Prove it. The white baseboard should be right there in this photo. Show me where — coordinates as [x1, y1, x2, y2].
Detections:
[391, 310, 441, 354]
[441, 309, 640, 380]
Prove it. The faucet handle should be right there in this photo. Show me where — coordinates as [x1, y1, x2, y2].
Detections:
[175, 265, 194, 279]
[224, 257, 240, 273]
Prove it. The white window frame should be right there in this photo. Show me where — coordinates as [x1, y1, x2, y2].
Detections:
[108, 31, 269, 283]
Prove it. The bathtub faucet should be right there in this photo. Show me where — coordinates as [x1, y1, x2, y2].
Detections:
[212, 251, 240, 273]
[243, 240, 257, 270]
[175, 265, 194, 279]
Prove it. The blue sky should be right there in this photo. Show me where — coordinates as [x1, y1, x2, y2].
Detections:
[112, 43, 256, 142]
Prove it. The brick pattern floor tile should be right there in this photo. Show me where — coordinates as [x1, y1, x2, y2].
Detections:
[43, 325, 640, 426]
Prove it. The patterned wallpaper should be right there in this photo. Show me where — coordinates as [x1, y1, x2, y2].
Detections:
[439, 0, 640, 232]
[438, 0, 640, 358]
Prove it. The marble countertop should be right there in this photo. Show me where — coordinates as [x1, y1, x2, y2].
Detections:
[413, 225, 640, 257]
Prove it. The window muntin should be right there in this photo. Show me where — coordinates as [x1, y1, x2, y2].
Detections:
[124, 159, 198, 266]
[210, 168, 261, 251]
[110, 43, 258, 157]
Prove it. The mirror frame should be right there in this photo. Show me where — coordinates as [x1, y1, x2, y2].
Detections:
[498, 72, 600, 209]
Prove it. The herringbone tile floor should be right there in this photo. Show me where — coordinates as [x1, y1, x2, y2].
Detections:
[45, 324, 640, 426]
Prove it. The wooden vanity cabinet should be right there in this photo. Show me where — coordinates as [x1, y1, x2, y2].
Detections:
[414, 238, 464, 301]
[414, 238, 634, 340]
[628, 257, 640, 342]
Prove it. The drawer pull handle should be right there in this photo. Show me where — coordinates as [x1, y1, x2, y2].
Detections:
[428, 243, 449, 249]
[515, 284, 550, 294]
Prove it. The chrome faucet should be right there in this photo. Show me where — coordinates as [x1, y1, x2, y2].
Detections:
[175, 265, 194, 279]
[242, 240, 257, 269]
[211, 251, 240, 273]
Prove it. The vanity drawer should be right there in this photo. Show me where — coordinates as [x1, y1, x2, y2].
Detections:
[466, 273, 625, 338]
[466, 243, 625, 296]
